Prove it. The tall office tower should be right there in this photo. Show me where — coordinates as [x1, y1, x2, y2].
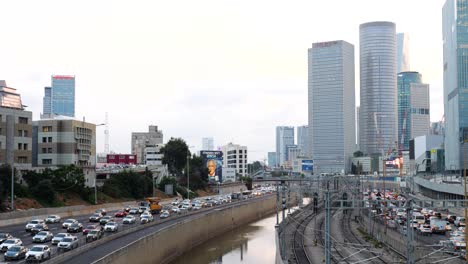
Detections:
[308, 40, 355, 174]
[443, 0, 468, 171]
[42, 87, 52, 115]
[356, 106, 360, 150]
[268, 152, 277, 167]
[202, 137, 214, 150]
[397, 72, 430, 151]
[297, 125, 309, 156]
[50, 75, 75, 117]
[397, 33, 410, 73]
[359, 22, 397, 158]
[276, 126, 294, 167]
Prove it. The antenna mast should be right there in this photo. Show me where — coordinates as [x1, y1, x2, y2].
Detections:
[104, 112, 109, 154]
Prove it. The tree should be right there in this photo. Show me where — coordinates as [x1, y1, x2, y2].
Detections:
[102, 170, 152, 200]
[247, 161, 263, 174]
[240, 176, 253, 190]
[31, 180, 55, 204]
[353, 150, 364, 157]
[161, 138, 190, 177]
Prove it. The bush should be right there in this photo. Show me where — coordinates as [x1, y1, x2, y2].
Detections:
[30, 180, 56, 205]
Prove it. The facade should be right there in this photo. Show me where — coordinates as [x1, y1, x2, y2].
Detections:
[106, 154, 137, 165]
[202, 137, 214, 151]
[297, 125, 308, 156]
[131, 125, 163, 164]
[309, 40, 355, 174]
[356, 106, 360, 150]
[359, 21, 397, 157]
[430, 121, 445, 136]
[0, 81, 32, 170]
[443, 0, 468, 171]
[276, 126, 294, 167]
[268, 151, 277, 168]
[221, 142, 248, 177]
[144, 144, 163, 165]
[397, 72, 430, 150]
[42, 87, 52, 116]
[411, 135, 444, 173]
[397, 33, 410, 73]
[50, 75, 75, 117]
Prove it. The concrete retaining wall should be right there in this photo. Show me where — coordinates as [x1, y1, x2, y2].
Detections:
[94, 195, 279, 264]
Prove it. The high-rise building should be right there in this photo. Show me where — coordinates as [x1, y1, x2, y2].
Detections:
[50, 75, 75, 117]
[397, 72, 430, 150]
[267, 152, 277, 167]
[131, 125, 163, 164]
[276, 126, 294, 166]
[221, 142, 248, 177]
[43, 87, 52, 116]
[309, 40, 355, 174]
[356, 106, 360, 150]
[443, 0, 468, 171]
[297, 125, 308, 156]
[359, 22, 397, 157]
[202, 137, 214, 150]
[0, 81, 32, 171]
[397, 33, 410, 73]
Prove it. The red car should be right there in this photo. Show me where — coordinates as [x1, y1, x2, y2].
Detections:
[83, 224, 100, 235]
[114, 211, 127, 218]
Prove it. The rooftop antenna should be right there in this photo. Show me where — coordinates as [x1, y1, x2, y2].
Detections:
[104, 112, 109, 154]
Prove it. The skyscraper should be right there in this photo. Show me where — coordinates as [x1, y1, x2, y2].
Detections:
[443, 0, 468, 171]
[43, 87, 52, 116]
[276, 126, 294, 167]
[202, 137, 214, 150]
[309, 40, 355, 174]
[297, 125, 308, 156]
[397, 72, 430, 150]
[268, 152, 277, 167]
[397, 33, 410, 73]
[51, 75, 75, 117]
[359, 22, 397, 157]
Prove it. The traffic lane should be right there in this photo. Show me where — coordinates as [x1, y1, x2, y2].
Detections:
[66, 196, 270, 264]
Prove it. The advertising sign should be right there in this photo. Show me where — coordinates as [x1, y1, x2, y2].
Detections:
[301, 160, 313, 172]
[200, 151, 223, 183]
[222, 168, 236, 183]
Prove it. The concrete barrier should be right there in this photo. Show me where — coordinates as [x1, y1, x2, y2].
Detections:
[93, 195, 279, 264]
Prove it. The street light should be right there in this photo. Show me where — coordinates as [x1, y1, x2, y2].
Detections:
[186, 146, 195, 200]
[94, 123, 106, 205]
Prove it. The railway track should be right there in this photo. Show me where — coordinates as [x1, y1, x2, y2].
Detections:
[292, 207, 321, 264]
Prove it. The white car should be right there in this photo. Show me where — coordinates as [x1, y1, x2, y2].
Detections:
[25, 219, 45, 232]
[58, 236, 78, 251]
[52, 233, 72, 245]
[171, 206, 180, 214]
[160, 211, 170, 218]
[123, 216, 136, 224]
[33, 231, 54, 243]
[25, 245, 51, 262]
[45, 215, 61, 223]
[0, 238, 22, 252]
[62, 219, 78, 229]
[104, 221, 118, 232]
[455, 217, 466, 227]
[140, 215, 153, 224]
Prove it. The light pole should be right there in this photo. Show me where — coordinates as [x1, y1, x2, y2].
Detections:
[186, 146, 194, 200]
[95, 123, 106, 205]
[11, 164, 14, 211]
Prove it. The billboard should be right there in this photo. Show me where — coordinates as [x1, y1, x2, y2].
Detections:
[200, 151, 223, 183]
[302, 160, 313, 172]
[222, 168, 236, 183]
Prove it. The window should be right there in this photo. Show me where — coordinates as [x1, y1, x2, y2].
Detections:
[18, 117, 28, 124]
[18, 156, 27, 163]
[18, 143, 22, 150]
[23, 143, 28, 150]
[42, 159, 52, 165]
[23, 130, 28, 137]
[48, 148, 52, 153]
[18, 130, 22, 137]
[120, 156, 125, 159]
[47, 137, 52, 143]
[42, 148, 47, 153]
[42, 126, 52, 132]
[42, 137, 47, 143]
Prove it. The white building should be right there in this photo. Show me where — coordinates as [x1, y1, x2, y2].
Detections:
[221, 142, 248, 177]
[309, 40, 355, 174]
[202, 137, 214, 150]
[144, 144, 164, 165]
[131, 125, 163, 164]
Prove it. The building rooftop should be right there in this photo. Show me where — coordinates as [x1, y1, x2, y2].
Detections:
[0, 80, 25, 110]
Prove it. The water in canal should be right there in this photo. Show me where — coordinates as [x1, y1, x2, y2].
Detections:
[171, 213, 279, 264]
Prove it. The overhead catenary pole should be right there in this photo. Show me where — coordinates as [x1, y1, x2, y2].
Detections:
[11, 164, 14, 211]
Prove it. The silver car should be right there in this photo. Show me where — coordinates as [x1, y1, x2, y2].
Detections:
[58, 236, 78, 251]
[52, 233, 72, 245]
[25, 245, 51, 262]
[33, 231, 53, 243]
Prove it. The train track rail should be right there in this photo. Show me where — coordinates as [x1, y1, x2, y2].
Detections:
[292, 207, 321, 264]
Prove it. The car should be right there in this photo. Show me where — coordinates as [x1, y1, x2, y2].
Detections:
[123, 205, 132, 212]
[139, 207, 149, 214]
[418, 224, 432, 236]
[25, 219, 45, 232]
[83, 224, 100, 235]
[67, 223, 83, 233]
[45, 215, 61, 224]
[453, 236, 466, 250]
[447, 215, 457, 224]
[171, 200, 180, 206]
[160, 211, 170, 218]
[455, 216, 466, 227]
[0, 238, 22, 252]
[31, 224, 50, 235]
[62, 219, 78, 229]
[89, 213, 103, 222]
[4, 245, 27, 261]
[95, 208, 107, 216]
[115, 211, 127, 218]
[100, 216, 113, 225]
[32, 231, 53, 243]
[129, 208, 139, 215]
[52, 233, 72, 245]
[25, 245, 51, 262]
[86, 229, 103, 242]
[58, 236, 79, 251]
[123, 215, 136, 224]
[140, 215, 153, 224]
[0, 233, 13, 244]
[104, 221, 118, 232]
[171, 206, 180, 214]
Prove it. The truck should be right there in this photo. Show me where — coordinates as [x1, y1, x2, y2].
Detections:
[140, 197, 162, 214]
[430, 219, 447, 234]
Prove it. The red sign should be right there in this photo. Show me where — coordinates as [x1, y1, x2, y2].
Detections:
[53, 75, 74, 80]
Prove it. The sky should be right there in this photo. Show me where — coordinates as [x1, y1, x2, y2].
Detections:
[0, 0, 446, 162]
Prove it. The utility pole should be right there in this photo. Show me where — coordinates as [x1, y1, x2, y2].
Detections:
[11, 165, 14, 211]
[405, 199, 414, 264]
[325, 179, 331, 264]
[187, 151, 190, 200]
[276, 183, 279, 226]
[281, 180, 286, 222]
[464, 141, 467, 260]
[287, 182, 291, 214]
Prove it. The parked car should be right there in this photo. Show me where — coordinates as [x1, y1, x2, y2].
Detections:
[0, 238, 22, 252]
[58, 236, 79, 251]
[115, 211, 127, 218]
[123, 215, 136, 224]
[100, 216, 113, 226]
[89, 213, 103, 222]
[32, 231, 53, 243]
[25, 219, 45, 232]
[83, 224, 100, 235]
[52, 233, 72, 245]
[25, 245, 51, 262]
[4, 245, 27, 261]
[62, 219, 78, 229]
[31, 224, 49, 235]
[0, 233, 12, 244]
[86, 229, 103, 242]
[45, 215, 61, 224]
[104, 222, 118, 232]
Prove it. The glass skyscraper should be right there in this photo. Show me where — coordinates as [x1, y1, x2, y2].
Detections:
[443, 0, 468, 171]
[42, 86, 52, 115]
[396, 33, 410, 73]
[276, 126, 294, 167]
[50, 75, 75, 117]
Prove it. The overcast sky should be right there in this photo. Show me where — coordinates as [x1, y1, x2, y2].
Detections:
[0, 0, 446, 162]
